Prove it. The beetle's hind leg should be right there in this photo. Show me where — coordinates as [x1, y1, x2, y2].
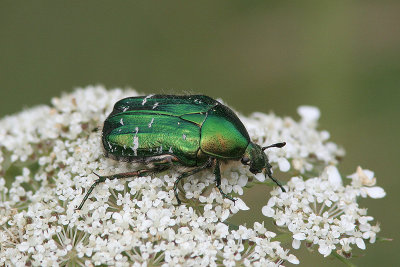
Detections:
[76, 168, 153, 211]
[214, 159, 236, 204]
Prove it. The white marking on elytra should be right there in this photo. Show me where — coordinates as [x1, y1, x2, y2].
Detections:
[142, 94, 154, 105]
[122, 107, 128, 112]
[177, 122, 180, 125]
[132, 127, 139, 156]
[169, 147, 173, 153]
[182, 134, 187, 140]
[148, 118, 154, 128]
[152, 102, 159, 109]
[120, 118, 124, 125]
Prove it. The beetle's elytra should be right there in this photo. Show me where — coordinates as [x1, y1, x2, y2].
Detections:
[76, 95, 286, 210]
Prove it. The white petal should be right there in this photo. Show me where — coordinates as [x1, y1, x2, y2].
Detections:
[297, 106, 320, 122]
[261, 206, 275, 217]
[17, 242, 29, 252]
[356, 238, 366, 250]
[292, 239, 301, 249]
[141, 220, 152, 229]
[237, 175, 248, 186]
[215, 223, 229, 238]
[235, 198, 250, 210]
[318, 244, 332, 257]
[288, 254, 300, 264]
[254, 173, 265, 182]
[326, 166, 342, 187]
[365, 186, 386, 199]
[112, 212, 122, 221]
[293, 232, 306, 240]
[361, 168, 375, 180]
[278, 158, 290, 172]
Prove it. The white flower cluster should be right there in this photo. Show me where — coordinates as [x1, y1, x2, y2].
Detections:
[0, 87, 299, 266]
[241, 106, 344, 174]
[262, 166, 385, 257]
[0, 86, 384, 266]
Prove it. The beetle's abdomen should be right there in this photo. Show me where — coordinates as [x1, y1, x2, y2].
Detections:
[200, 104, 250, 159]
[102, 112, 200, 166]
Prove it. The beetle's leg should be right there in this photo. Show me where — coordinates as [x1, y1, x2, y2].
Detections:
[214, 159, 236, 204]
[265, 165, 286, 192]
[173, 165, 209, 205]
[76, 169, 153, 211]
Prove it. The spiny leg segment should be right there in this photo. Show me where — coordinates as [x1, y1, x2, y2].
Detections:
[76, 169, 153, 210]
[173, 165, 209, 205]
[76, 157, 179, 210]
[214, 159, 236, 203]
[265, 163, 286, 192]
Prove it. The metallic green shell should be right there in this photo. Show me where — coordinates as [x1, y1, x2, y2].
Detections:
[103, 113, 200, 165]
[108, 95, 217, 117]
[102, 95, 250, 166]
[200, 104, 249, 159]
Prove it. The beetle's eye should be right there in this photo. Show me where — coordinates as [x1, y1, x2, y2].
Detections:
[241, 157, 250, 165]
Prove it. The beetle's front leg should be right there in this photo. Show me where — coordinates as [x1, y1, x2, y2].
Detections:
[214, 159, 236, 204]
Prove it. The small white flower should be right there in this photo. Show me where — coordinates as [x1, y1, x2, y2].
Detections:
[348, 166, 376, 186]
[347, 166, 386, 199]
[297, 105, 321, 123]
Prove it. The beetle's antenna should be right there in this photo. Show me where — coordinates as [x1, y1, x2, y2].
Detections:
[262, 142, 286, 151]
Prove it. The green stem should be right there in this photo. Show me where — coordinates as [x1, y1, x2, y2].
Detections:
[332, 251, 357, 267]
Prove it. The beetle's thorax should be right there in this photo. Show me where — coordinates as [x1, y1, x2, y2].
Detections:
[242, 142, 269, 174]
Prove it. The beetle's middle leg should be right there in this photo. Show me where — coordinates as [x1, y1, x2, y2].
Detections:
[214, 159, 236, 204]
[173, 166, 207, 205]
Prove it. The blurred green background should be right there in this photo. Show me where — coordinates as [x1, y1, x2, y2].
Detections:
[1, 1, 398, 266]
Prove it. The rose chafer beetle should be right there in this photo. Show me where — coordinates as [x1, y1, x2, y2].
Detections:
[76, 95, 286, 210]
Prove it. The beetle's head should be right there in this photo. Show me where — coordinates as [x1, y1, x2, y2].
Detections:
[241, 142, 286, 192]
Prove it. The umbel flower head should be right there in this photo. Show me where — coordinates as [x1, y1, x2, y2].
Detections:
[262, 166, 385, 257]
[0, 86, 384, 266]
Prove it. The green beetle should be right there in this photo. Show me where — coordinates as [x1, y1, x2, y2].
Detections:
[76, 95, 286, 210]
